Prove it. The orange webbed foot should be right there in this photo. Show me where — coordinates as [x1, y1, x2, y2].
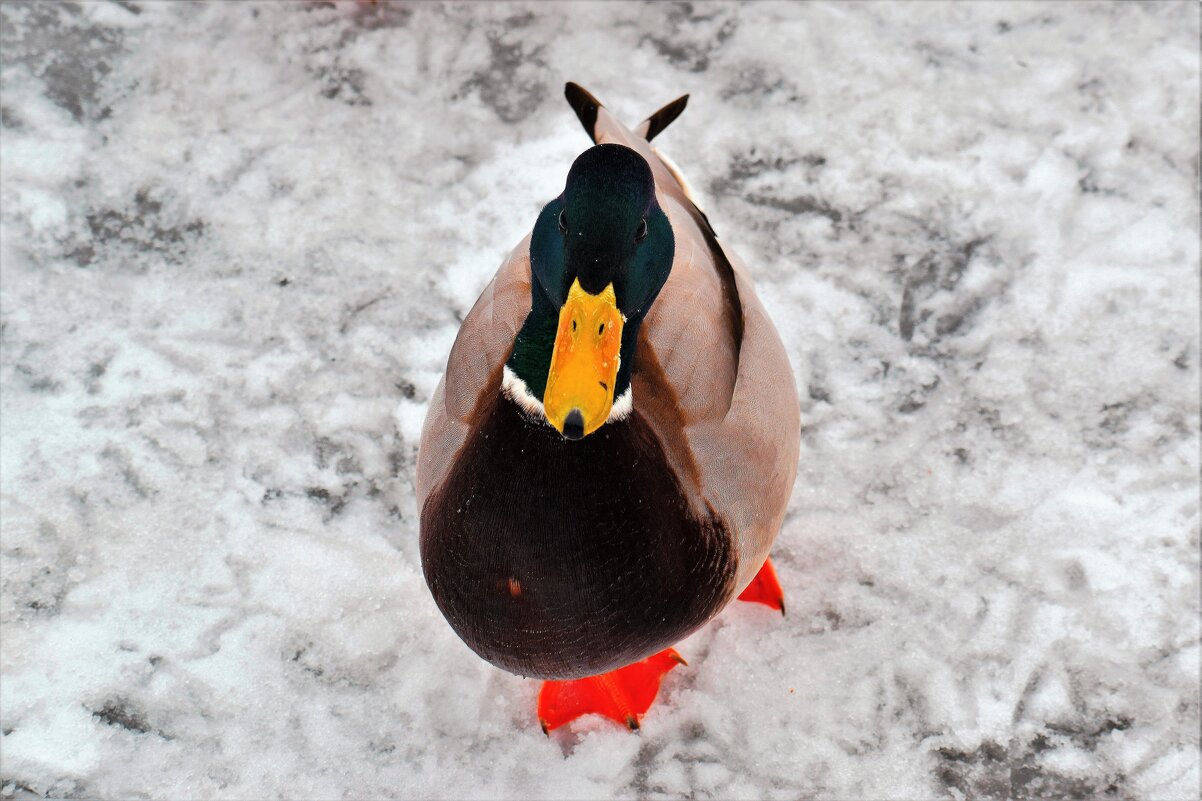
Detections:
[537, 648, 686, 733]
[737, 557, 785, 615]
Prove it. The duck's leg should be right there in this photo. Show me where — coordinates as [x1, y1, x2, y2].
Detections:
[737, 557, 785, 615]
[537, 648, 685, 733]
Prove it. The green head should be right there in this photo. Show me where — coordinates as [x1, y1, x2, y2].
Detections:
[505, 143, 675, 439]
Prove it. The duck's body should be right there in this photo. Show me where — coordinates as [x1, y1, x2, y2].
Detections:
[417, 85, 799, 719]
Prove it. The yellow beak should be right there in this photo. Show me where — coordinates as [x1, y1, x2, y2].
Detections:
[543, 278, 624, 439]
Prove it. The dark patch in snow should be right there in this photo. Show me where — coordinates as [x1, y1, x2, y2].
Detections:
[290, 645, 326, 679]
[0, 2, 125, 123]
[0, 778, 71, 800]
[715, 150, 804, 186]
[74, 189, 206, 268]
[306, 486, 347, 516]
[808, 383, 831, 403]
[897, 375, 941, 414]
[0, 105, 23, 130]
[340, 294, 389, 334]
[745, 192, 842, 223]
[318, 66, 371, 107]
[350, 1, 413, 31]
[100, 445, 154, 499]
[4, 522, 76, 619]
[642, 2, 738, 73]
[720, 65, 805, 106]
[457, 13, 547, 124]
[898, 237, 989, 344]
[395, 379, 417, 400]
[84, 359, 109, 395]
[710, 148, 846, 236]
[935, 719, 1132, 800]
[387, 449, 407, 479]
[91, 699, 151, 734]
[12, 364, 62, 394]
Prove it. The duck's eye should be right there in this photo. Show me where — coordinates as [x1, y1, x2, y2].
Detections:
[634, 218, 648, 242]
[558, 209, 568, 235]
[598, 323, 605, 335]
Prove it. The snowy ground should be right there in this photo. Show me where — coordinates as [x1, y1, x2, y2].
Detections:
[1, 2, 1199, 799]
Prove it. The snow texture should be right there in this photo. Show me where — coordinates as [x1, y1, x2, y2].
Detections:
[1, 1, 1198, 799]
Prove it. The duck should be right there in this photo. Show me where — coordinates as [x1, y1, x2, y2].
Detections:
[416, 83, 800, 732]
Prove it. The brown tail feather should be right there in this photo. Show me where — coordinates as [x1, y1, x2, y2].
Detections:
[564, 82, 602, 142]
[564, 83, 689, 143]
[639, 94, 689, 141]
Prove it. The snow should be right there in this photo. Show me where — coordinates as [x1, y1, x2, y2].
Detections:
[1, 1, 1198, 799]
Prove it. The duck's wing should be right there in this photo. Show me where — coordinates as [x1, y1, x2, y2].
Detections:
[415, 237, 532, 508]
[636, 197, 800, 593]
[685, 237, 801, 592]
[582, 88, 800, 593]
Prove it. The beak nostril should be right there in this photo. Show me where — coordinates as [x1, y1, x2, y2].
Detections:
[562, 409, 585, 441]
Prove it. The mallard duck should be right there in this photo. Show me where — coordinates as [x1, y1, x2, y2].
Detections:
[416, 83, 800, 732]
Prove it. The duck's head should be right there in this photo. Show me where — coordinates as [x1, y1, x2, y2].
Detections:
[505, 143, 674, 439]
